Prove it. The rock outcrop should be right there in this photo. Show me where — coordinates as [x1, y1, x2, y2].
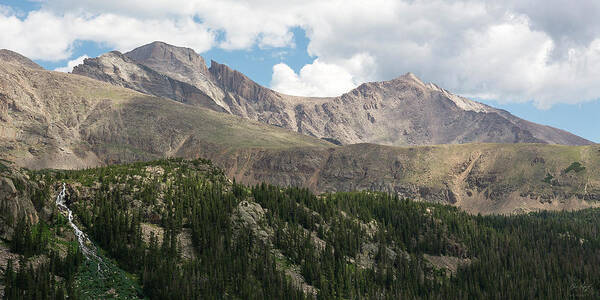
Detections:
[72, 51, 225, 112]
[0, 161, 39, 239]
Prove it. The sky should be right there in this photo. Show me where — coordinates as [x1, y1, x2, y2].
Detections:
[0, 0, 598, 142]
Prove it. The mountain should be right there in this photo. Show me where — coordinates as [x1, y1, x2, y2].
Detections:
[2, 46, 600, 298]
[71, 50, 225, 112]
[1, 50, 598, 214]
[0, 49, 43, 70]
[72, 41, 592, 146]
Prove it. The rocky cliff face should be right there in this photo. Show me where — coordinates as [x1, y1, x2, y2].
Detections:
[0, 161, 39, 239]
[72, 42, 592, 146]
[214, 143, 600, 214]
[72, 51, 225, 112]
[124, 42, 231, 112]
[125, 41, 211, 84]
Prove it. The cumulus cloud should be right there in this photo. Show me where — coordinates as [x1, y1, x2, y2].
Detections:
[54, 54, 88, 72]
[0, 9, 214, 60]
[272, 61, 356, 97]
[500, 0, 600, 60]
[271, 53, 375, 97]
[1, 0, 600, 107]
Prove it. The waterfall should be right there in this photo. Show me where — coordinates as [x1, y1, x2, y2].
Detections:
[55, 183, 103, 269]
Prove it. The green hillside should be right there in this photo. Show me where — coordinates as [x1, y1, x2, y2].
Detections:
[2, 158, 600, 299]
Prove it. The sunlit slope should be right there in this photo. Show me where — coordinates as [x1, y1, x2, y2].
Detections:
[0, 59, 332, 169]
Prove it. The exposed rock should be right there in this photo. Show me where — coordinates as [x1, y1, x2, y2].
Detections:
[0, 244, 20, 273]
[125, 41, 211, 85]
[177, 228, 195, 260]
[72, 51, 225, 112]
[423, 254, 472, 276]
[140, 223, 164, 245]
[356, 242, 406, 270]
[283, 264, 318, 297]
[140, 223, 194, 260]
[231, 200, 273, 243]
[271, 249, 318, 297]
[216, 143, 600, 215]
[125, 42, 231, 112]
[0, 167, 39, 239]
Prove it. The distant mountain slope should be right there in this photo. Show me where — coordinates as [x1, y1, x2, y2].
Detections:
[72, 41, 591, 146]
[0, 57, 331, 170]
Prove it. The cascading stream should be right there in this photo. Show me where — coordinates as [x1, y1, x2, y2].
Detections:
[55, 183, 103, 270]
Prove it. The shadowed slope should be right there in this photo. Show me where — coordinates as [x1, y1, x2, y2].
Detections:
[217, 143, 600, 214]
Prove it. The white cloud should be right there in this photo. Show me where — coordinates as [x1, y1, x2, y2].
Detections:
[271, 53, 375, 97]
[1, 0, 600, 107]
[0, 9, 214, 60]
[272, 61, 355, 97]
[0, 11, 73, 60]
[54, 54, 88, 72]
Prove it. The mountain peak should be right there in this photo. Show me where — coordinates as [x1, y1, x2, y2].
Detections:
[124, 41, 210, 83]
[0, 49, 44, 70]
[393, 72, 426, 86]
[126, 41, 196, 60]
[73, 42, 593, 147]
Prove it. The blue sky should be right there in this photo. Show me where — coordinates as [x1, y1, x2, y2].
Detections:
[1, 0, 598, 142]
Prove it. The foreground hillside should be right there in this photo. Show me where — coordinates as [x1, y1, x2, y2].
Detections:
[1, 158, 600, 299]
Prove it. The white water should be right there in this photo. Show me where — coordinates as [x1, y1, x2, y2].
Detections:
[55, 183, 103, 269]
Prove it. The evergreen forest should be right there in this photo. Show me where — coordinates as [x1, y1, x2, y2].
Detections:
[2, 158, 600, 299]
